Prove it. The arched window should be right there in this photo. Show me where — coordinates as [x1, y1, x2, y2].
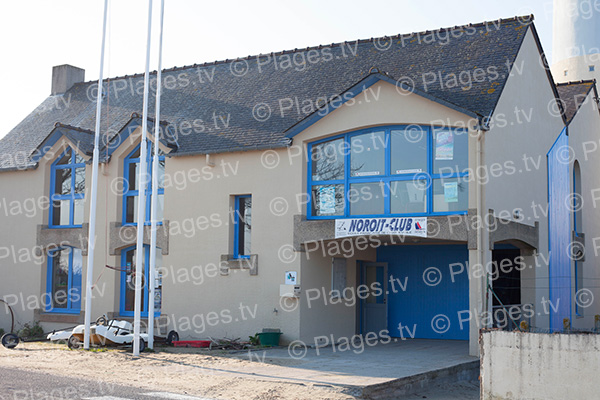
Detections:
[123, 143, 165, 225]
[50, 148, 85, 227]
[573, 160, 583, 316]
[119, 245, 162, 317]
[45, 246, 82, 313]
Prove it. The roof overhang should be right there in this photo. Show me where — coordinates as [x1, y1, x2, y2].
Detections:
[30, 123, 94, 165]
[103, 114, 179, 161]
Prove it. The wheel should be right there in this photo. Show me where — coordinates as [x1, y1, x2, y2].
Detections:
[166, 330, 179, 346]
[67, 335, 82, 350]
[1, 333, 19, 349]
[95, 316, 107, 326]
[131, 339, 146, 353]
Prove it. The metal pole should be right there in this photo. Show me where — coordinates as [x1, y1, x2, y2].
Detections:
[84, 0, 109, 351]
[134, 0, 153, 357]
[148, 0, 165, 350]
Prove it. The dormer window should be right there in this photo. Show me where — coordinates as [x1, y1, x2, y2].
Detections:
[123, 143, 165, 225]
[50, 148, 85, 227]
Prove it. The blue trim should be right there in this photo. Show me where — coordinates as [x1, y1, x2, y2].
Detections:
[547, 127, 572, 330]
[233, 195, 251, 259]
[31, 129, 64, 164]
[49, 148, 85, 228]
[122, 143, 165, 226]
[45, 246, 82, 314]
[285, 73, 481, 138]
[306, 125, 469, 219]
[119, 245, 161, 318]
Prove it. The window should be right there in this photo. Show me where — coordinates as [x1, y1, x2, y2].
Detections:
[589, 65, 595, 72]
[45, 247, 82, 313]
[564, 70, 568, 76]
[307, 126, 469, 218]
[234, 195, 252, 258]
[120, 245, 162, 317]
[123, 143, 165, 225]
[50, 148, 85, 227]
[573, 161, 583, 316]
[573, 161, 582, 232]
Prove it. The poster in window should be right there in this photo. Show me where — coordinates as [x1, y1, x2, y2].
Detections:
[319, 186, 336, 214]
[435, 131, 454, 160]
[406, 181, 425, 203]
[444, 182, 458, 203]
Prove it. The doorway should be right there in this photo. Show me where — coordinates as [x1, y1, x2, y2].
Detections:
[361, 262, 388, 335]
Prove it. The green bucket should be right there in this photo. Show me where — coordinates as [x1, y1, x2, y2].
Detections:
[257, 332, 282, 347]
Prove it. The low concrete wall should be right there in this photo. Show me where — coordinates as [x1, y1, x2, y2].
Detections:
[481, 330, 600, 400]
[362, 360, 480, 399]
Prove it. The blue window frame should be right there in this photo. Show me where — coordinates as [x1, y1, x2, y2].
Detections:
[50, 148, 85, 227]
[119, 245, 162, 317]
[123, 143, 165, 225]
[233, 195, 252, 259]
[306, 126, 469, 219]
[45, 246, 82, 314]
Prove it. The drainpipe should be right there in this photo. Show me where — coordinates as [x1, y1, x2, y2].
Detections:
[476, 118, 490, 329]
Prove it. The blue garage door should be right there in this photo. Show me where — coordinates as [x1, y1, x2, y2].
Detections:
[378, 245, 469, 340]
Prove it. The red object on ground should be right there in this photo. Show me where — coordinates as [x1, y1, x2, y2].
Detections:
[172, 340, 211, 348]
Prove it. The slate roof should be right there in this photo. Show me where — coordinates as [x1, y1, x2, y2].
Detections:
[556, 80, 596, 124]
[0, 15, 536, 171]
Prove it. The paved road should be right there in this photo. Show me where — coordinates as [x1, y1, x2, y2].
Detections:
[0, 367, 215, 400]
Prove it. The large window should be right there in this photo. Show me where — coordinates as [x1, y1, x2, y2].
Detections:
[123, 143, 165, 225]
[307, 126, 469, 218]
[233, 195, 252, 259]
[45, 246, 82, 313]
[120, 245, 162, 317]
[50, 148, 85, 227]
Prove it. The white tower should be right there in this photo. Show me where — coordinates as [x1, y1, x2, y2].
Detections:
[552, 0, 600, 82]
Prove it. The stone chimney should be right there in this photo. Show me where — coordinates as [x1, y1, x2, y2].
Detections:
[51, 64, 85, 95]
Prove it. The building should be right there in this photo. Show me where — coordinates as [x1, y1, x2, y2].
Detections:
[1, 15, 599, 357]
[552, 0, 600, 83]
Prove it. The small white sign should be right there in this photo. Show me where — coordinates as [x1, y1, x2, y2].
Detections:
[354, 171, 381, 177]
[335, 217, 427, 238]
[285, 271, 297, 285]
[395, 168, 422, 174]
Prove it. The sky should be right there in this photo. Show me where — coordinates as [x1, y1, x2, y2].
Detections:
[0, 0, 557, 139]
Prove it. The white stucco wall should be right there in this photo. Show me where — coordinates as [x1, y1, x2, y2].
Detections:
[485, 28, 566, 330]
[566, 87, 600, 327]
[0, 166, 45, 334]
[481, 330, 600, 400]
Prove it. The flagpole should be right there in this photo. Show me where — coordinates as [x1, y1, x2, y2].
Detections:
[133, 0, 153, 357]
[148, 0, 165, 350]
[83, 0, 109, 351]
